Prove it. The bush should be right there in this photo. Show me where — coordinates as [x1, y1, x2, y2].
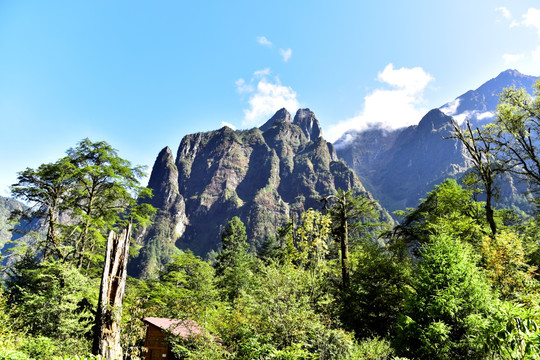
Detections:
[21, 337, 56, 360]
[0, 350, 30, 360]
[353, 337, 396, 360]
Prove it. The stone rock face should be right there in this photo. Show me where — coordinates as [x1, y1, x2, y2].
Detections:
[293, 108, 322, 141]
[131, 109, 388, 278]
[259, 108, 293, 132]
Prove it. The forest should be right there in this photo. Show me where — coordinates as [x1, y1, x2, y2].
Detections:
[1, 83, 540, 360]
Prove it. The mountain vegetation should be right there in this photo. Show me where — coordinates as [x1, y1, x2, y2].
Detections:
[0, 73, 540, 359]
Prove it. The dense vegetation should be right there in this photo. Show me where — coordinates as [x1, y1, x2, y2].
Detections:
[2, 83, 540, 359]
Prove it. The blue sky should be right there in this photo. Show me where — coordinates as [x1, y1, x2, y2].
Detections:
[1, 0, 539, 196]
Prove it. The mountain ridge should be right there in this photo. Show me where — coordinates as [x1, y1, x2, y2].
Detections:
[335, 69, 538, 214]
[131, 108, 390, 278]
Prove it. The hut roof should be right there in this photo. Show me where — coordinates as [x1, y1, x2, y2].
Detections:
[143, 317, 202, 338]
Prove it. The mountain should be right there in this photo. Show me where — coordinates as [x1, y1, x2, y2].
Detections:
[0, 196, 39, 266]
[335, 69, 538, 214]
[131, 108, 391, 278]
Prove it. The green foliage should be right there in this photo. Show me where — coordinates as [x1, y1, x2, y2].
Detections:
[343, 240, 411, 338]
[323, 188, 379, 289]
[480, 230, 538, 301]
[0, 350, 30, 360]
[10, 138, 155, 269]
[5, 259, 97, 342]
[169, 332, 229, 360]
[494, 79, 540, 193]
[223, 262, 359, 359]
[485, 301, 540, 359]
[295, 209, 332, 270]
[394, 179, 485, 245]
[214, 217, 255, 301]
[20, 337, 56, 360]
[395, 233, 495, 359]
[353, 337, 396, 360]
[0, 288, 21, 352]
[146, 251, 218, 320]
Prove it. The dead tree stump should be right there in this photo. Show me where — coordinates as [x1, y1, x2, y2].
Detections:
[92, 223, 132, 359]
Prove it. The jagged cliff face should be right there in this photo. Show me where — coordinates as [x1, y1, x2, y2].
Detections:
[335, 70, 539, 215]
[132, 108, 387, 278]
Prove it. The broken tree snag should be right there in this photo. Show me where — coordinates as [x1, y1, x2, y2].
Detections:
[92, 223, 132, 359]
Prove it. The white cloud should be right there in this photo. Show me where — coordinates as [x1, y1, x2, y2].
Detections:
[523, 8, 540, 36]
[477, 111, 494, 120]
[279, 48, 292, 62]
[532, 45, 540, 62]
[326, 64, 434, 142]
[254, 68, 271, 77]
[495, 6, 511, 19]
[256, 36, 273, 47]
[235, 78, 253, 94]
[221, 121, 236, 130]
[503, 53, 525, 63]
[450, 110, 494, 126]
[377, 63, 434, 94]
[236, 69, 299, 126]
[440, 98, 460, 116]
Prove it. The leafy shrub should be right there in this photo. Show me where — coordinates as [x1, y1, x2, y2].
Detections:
[21, 336, 56, 360]
[352, 337, 396, 360]
[0, 350, 30, 360]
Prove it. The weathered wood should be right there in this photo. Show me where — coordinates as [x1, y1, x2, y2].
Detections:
[92, 223, 132, 359]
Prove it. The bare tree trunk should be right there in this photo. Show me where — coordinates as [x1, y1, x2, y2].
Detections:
[340, 212, 350, 290]
[92, 223, 132, 359]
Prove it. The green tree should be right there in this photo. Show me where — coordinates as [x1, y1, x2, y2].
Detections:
[485, 301, 540, 359]
[394, 179, 485, 246]
[66, 138, 154, 268]
[295, 209, 332, 271]
[214, 216, 254, 301]
[10, 138, 155, 269]
[146, 251, 218, 321]
[493, 80, 540, 193]
[479, 230, 538, 301]
[395, 233, 495, 360]
[10, 158, 76, 260]
[321, 189, 377, 290]
[230, 263, 357, 360]
[344, 240, 411, 339]
[450, 120, 503, 236]
[5, 258, 97, 342]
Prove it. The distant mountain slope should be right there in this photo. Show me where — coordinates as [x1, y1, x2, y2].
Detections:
[0, 196, 39, 266]
[335, 69, 538, 214]
[131, 109, 391, 278]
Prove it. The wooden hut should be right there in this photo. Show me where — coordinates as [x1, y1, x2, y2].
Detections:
[143, 317, 202, 360]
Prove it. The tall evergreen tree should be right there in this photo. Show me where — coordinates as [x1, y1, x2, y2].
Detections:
[396, 233, 495, 359]
[321, 189, 377, 290]
[214, 216, 253, 301]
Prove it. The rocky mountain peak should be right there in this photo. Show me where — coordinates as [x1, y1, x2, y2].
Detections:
[416, 109, 454, 134]
[259, 108, 293, 132]
[146, 146, 180, 211]
[293, 108, 322, 141]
